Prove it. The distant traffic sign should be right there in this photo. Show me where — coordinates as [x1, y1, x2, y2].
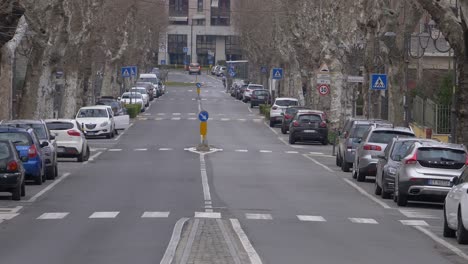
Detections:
[370, 74, 387, 90]
[183, 47, 189, 53]
[161, 60, 166, 65]
[121, 67, 132, 78]
[319, 63, 330, 73]
[198, 111, 209, 122]
[317, 84, 330, 96]
[130, 66, 137, 76]
[196, 83, 202, 88]
[272, 68, 283, 80]
[261, 66, 268, 74]
[347, 76, 364, 83]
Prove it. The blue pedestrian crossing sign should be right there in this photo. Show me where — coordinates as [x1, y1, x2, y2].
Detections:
[370, 74, 388, 90]
[198, 111, 209, 122]
[121, 67, 132, 78]
[183, 47, 189, 53]
[272, 68, 283, 80]
[130, 66, 137, 76]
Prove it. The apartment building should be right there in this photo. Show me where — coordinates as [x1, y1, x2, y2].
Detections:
[159, 0, 241, 66]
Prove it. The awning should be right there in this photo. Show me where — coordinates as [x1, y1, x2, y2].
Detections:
[211, 0, 219, 8]
[192, 14, 206, 20]
[169, 16, 188, 22]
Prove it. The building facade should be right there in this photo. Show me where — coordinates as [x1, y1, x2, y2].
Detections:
[159, 0, 241, 66]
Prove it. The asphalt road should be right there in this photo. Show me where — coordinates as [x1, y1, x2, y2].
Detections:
[0, 70, 466, 264]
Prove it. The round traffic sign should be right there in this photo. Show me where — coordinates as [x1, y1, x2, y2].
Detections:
[198, 111, 209, 122]
[196, 83, 202, 88]
[317, 84, 330, 96]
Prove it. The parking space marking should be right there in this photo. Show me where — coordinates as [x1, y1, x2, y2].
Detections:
[253, 119, 262, 122]
[141, 211, 170, 218]
[194, 212, 221, 219]
[398, 209, 440, 219]
[171, 117, 181, 120]
[414, 226, 468, 261]
[134, 148, 148, 151]
[286, 151, 299, 154]
[259, 150, 273, 153]
[303, 154, 334, 173]
[399, 220, 429, 226]
[188, 117, 197, 120]
[157, 113, 166, 116]
[90, 148, 107, 151]
[297, 215, 326, 222]
[108, 149, 122, 152]
[221, 118, 231, 121]
[172, 113, 181, 115]
[235, 149, 249, 152]
[159, 148, 173, 151]
[343, 178, 392, 209]
[89, 211, 119, 219]
[0, 213, 19, 220]
[114, 123, 133, 141]
[25, 172, 72, 203]
[348, 218, 378, 224]
[156, 117, 164, 120]
[245, 213, 273, 220]
[188, 113, 196, 115]
[238, 119, 246, 121]
[230, 219, 263, 264]
[37, 212, 69, 220]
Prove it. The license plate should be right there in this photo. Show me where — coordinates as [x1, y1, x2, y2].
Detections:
[304, 130, 316, 133]
[258, 96, 265, 99]
[86, 131, 96, 135]
[428, 179, 451, 187]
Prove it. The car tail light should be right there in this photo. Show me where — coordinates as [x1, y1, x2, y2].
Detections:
[67, 130, 81, 137]
[405, 152, 418, 164]
[6, 161, 18, 172]
[284, 114, 292, 119]
[363, 144, 382, 151]
[28, 145, 38, 158]
[319, 121, 327, 128]
[292, 121, 300, 127]
[272, 106, 278, 110]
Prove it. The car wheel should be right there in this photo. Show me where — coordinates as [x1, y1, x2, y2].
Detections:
[396, 192, 408, 206]
[42, 168, 46, 183]
[356, 168, 366, 182]
[352, 164, 357, 179]
[336, 153, 341, 167]
[20, 182, 25, 197]
[250, 103, 254, 108]
[46, 165, 56, 180]
[77, 149, 85, 162]
[269, 120, 274, 127]
[374, 181, 382, 195]
[54, 164, 58, 179]
[281, 126, 287, 134]
[34, 173, 43, 185]
[114, 129, 119, 135]
[289, 134, 295, 144]
[457, 208, 468, 244]
[443, 206, 456, 238]
[321, 138, 328, 145]
[11, 185, 21, 201]
[342, 161, 351, 173]
[106, 133, 112, 139]
[381, 177, 391, 199]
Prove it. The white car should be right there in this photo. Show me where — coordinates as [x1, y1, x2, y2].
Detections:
[269, 97, 299, 127]
[120, 92, 144, 111]
[443, 166, 468, 244]
[243, 84, 264, 102]
[130, 87, 149, 107]
[45, 119, 90, 162]
[76, 105, 117, 139]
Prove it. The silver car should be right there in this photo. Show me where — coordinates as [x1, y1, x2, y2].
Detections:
[394, 141, 467, 206]
[353, 126, 415, 182]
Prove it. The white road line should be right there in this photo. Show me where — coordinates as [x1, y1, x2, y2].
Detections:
[245, 213, 273, 220]
[248, 106, 253, 113]
[259, 150, 273, 153]
[343, 178, 392, 209]
[139, 118, 148, 121]
[142, 212, 170, 218]
[349, 218, 379, 224]
[399, 220, 429, 226]
[194, 212, 221, 219]
[90, 148, 107, 151]
[309, 151, 324, 155]
[160, 218, 190, 264]
[221, 118, 231, 121]
[25, 172, 72, 203]
[159, 148, 173, 151]
[188, 117, 197, 120]
[398, 209, 440, 219]
[286, 151, 299, 154]
[235, 149, 249, 152]
[188, 113, 196, 115]
[157, 113, 166, 116]
[37, 212, 69, 220]
[0, 213, 19, 220]
[297, 215, 327, 222]
[134, 148, 148, 151]
[253, 119, 262, 122]
[155, 117, 164, 120]
[230, 219, 263, 264]
[172, 113, 181, 115]
[200, 155, 212, 201]
[414, 226, 468, 261]
[89, 211, 119, 219]
[217, 219, 243, 264]
[238, 119, 246, 122]
[108, 149, 122, 152]
[171, 117, 181, 120]
[278, 136, 304, 148]
[302, 154, 334, 173]
[114, 123, 133, 141]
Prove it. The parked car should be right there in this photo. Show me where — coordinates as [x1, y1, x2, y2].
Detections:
[394, 141, 467, 206]
[288, 111, 328, 145]
[151, 67, 160, 78]
[158, 80, 166, 95]
[0, 126, 46, 185]
[138, 73, 158, 85]
[269, 97, 299, 127]
[375, 138, 433, 199]
[211, 65, 220, 75]
[136, 81, 159, 98]
[217, 66, 226, 77]
[96, 97, 127, 115]
[243, 84, 264, 102]
[250, 89, 270, 108]
[130, 87, 150, 107]
[337, 119, 393, 172]
[236, 84, 249, 100]
[189, 63, 201, 75]
[0, 140, 26, 200]
[280, 107, 311, 134]
[1, 120, 58, 180]
[45, 119, 90, 162]
[443, 166, 468, 244]
[353, 126, 415, 182]
[76, 105, 117, 139]
[120, 92, 144, 111]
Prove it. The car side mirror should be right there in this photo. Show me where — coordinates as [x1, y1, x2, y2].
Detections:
[40, 141, 49, 148]
[49, 134, 55, 140]
[20, 156, 28, 162]
[452, 176, 460, 186]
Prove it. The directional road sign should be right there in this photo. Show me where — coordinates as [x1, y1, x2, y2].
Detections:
[196, 83, 202, 88]
[130, 66, 137, 76]
[272, 68, 283, 80]
[121, 67, 132, 78]
[198, 111, 209, 122]
[161, 60, 166, 65]
[317, 84, 330, 96]
[370, 74, 388, 90]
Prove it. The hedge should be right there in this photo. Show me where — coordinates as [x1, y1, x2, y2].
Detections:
[124, 104, 142, 118]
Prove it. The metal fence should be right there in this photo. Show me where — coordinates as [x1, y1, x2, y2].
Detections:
[411, 96, 451, 134]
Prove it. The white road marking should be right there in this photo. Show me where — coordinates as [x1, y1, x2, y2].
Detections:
[172, 113, 181, 115]
[89, 211, 119, 219]
[157, 113, 166, 116]
[0, 213, 19, 220]
[238, 119, 246, 121]
[309, 151, 324, 155]
[286, 151, 299, 154]
[343, 178, 392, 209]
[188, 117, 197, 120]
[160, 218, 190, 264]
[221, 118, 230, 121]
[159, 148, 173, 151]
[24, 172, 72, 203]
[90, 148, 107, 151]
[399, 220, 429, 226]
[217, 219, 243, 264]
[205, 201, 212, 205]
[259, 150, 273, 153]
[188, 113, 196, 115]
[297, 215, 327, 222]
[142, 212, 170, 218]
[245, 213, 273, 220]
[108, 149, 122, 152]
[414, 226, 468, 261]
[37, 212, 69, 220]
[200, 155, 212, 201]
[114, 123, 133, 141]
[139, 117, 148, 121]
[155, 117, 164, 120]
[194, 212, 221, 219]
[253, 119, 262, 122]
[398, 209, 440, 219]
[230, 219, 263, 264]
[248, 106, 253, 113]
[302, 154, 334, 173]
[134, 148, 148, 151]
[235, 149, 249, 152]
[349, 218, 378, 224]
[171, 117, 181, 120]
[278, 136, 304, 148]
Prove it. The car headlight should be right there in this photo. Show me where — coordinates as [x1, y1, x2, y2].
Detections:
[100, 121, 109, 127]
[388, 167, 397, 175]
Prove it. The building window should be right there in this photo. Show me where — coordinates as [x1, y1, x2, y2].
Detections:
[211, 0, 230, 26]
[225, 36, 242, 61]
[196, 35, 216, 65]
[168, 34, 188, 65]
[198, 0, 204, 12]
[194, 19, 205, 25]
[169, 0, 188, 17]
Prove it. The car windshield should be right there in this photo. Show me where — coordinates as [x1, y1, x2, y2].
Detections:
[77, 109, 108, 118]
[46, 122, 74, 131]
[0, 142, 11, 160]
[298, 114, 322, 122]
[417, 148, 466, 163]
[253, 90, 268, 95]
[4, 123, 47, 140]
[130, 88, 147, 94]
[249, 85, 263, 89]
[122, 93, 142, 99]
[276, 100, 298, 106]
[351, 124, 371, 138]
[369, 131, 414, 144]
[139, 78, 158, 84]
[0, 132, 31, 146]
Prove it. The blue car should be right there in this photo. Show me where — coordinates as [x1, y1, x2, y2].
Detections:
[0, 127, 46, 185]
